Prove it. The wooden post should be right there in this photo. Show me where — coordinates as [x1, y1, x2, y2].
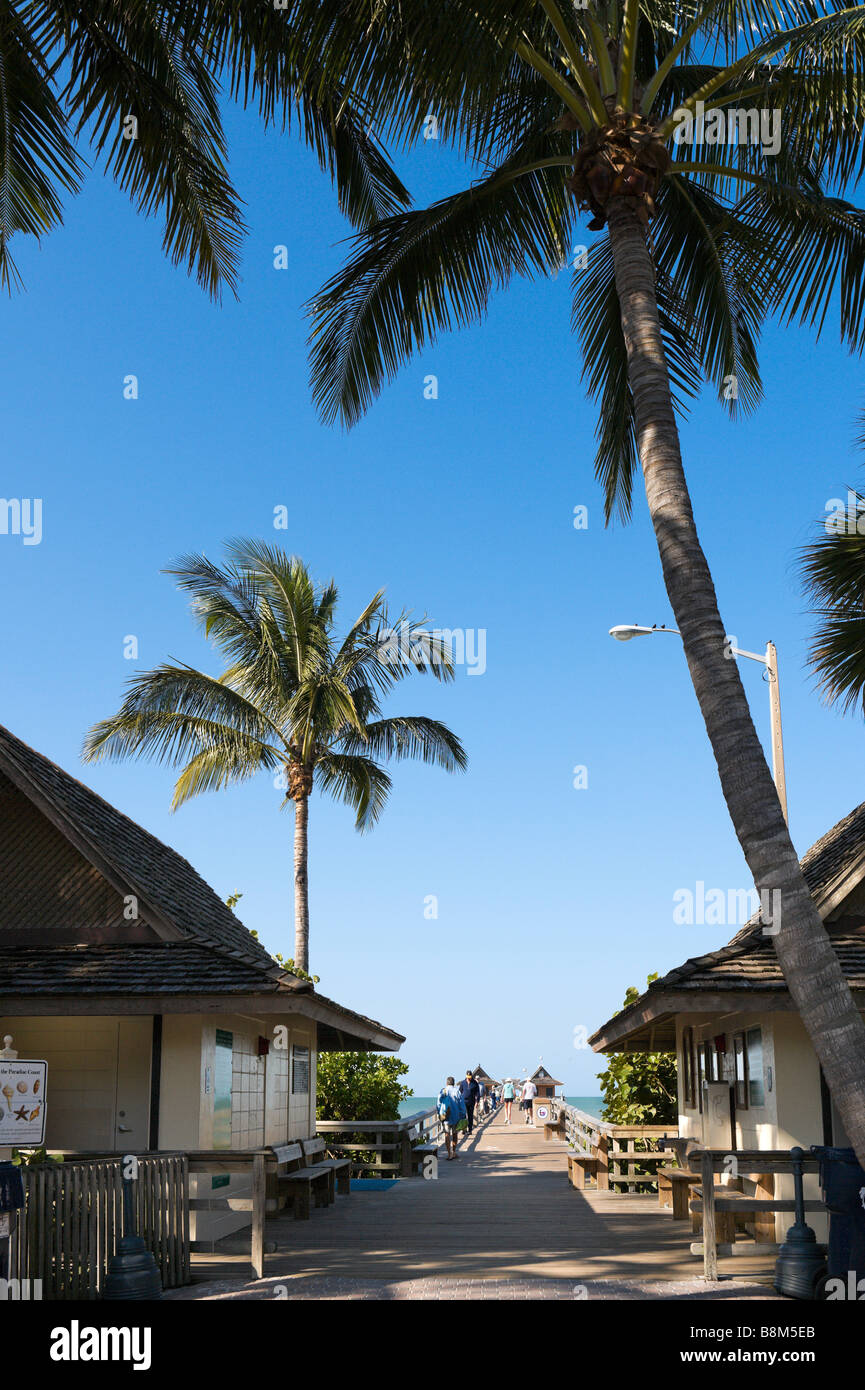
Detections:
[753, 1171, 776, 1245]
[251, 1152, 266, 1280]
[596, 1134, 610, 1191]
[700, 1150, 718, 1281]
[400, 1131, 412, 1178]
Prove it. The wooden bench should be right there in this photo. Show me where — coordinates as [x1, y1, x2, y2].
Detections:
[302, 1138, 352, 1197]
[273, 1142, 331, 1220]
[543, 1117, 567, 1142]
[410, 1143, 439, 1173]
[658, 1166, 701, 1220]
[566, 1147, 601, 1190]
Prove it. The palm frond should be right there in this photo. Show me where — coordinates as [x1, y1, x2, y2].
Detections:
[0, 3, 81, 291]
[83, 666, 284, 763]
[656, 171, 765, 416]
[170, 740, 278, 809]
[308, 146, 572, 426]
[340, 716, 468, 772]
[736, 180, 865, 352]
[40, 1, 245, 298]
[801, 484, 865, 713]
[314, 750, 392, 831]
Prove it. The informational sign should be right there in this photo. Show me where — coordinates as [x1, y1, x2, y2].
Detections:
[535, 1103, 550, 1122]
[0, 1059, 47, 1146]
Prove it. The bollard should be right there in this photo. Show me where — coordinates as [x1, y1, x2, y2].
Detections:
[102, 1168, 163, 1301]
[774, 1147, 826, 1300]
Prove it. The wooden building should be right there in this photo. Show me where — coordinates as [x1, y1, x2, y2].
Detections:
[527, 1064, 563, 1099]
[472, 1064, 498, 1090]
[0, 723, 403, 1240]
[590, 801, 865, 1242]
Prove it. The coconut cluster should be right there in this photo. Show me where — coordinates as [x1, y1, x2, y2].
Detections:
[568, 108, 671, 229]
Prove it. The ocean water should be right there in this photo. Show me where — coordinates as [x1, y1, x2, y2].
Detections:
[399, 1095, 603, 1119]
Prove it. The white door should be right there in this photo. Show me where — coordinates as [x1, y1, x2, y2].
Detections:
[114, 1018, 152, 1150]
[1, 1017, 151, 1151]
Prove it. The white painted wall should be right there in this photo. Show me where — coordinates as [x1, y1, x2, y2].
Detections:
[676, 1011, 828, 1242]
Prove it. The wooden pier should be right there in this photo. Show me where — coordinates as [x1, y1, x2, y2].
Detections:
[187, 1106, 776, 1291]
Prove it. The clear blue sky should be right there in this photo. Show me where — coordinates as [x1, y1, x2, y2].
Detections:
[2, 103, 863, 1097]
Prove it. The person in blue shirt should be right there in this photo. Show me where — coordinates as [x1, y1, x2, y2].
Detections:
[458, 1070, 480, 1135]
[437, 1076, 466, 1160]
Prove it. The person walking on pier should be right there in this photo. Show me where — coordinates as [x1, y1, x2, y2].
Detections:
[458, 1070, 480, 1135]
[501, 1078, 515, 1124]
[438, 1076, 465, 1160]
[520, 1076, 538, 1125]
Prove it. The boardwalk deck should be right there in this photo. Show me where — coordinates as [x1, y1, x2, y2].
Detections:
[187, 1109, 777, 1290]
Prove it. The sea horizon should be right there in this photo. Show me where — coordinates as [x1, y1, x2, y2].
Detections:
[400, 1095, 604, 1119]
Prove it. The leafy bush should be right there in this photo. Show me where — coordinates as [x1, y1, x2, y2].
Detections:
[316, 1052, 412, 1122]
[12, 1147, 62, 1166]
[596, 975, 677, 1125]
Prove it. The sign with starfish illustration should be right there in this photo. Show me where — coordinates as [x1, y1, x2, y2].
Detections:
[0, 1059, 47, 1145]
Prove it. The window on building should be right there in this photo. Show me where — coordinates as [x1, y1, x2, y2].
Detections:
[291, 1044, 310, 1095]
[682, 1027, 695, 1107]
[696, 1041, 707, 1111]
[745, 1027, 765, 1106]
[213, 1028, 233, 1150]
[733, 1032, 748, 1108]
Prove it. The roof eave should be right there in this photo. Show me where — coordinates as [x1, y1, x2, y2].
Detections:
[0, 988, 404, 1048]
[589, 986, 803, 1052]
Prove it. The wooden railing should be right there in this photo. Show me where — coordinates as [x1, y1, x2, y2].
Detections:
[7, 1154, 189, 1298]
[551, 1101, 678, 1191]
[316, 1108, 445, 1178]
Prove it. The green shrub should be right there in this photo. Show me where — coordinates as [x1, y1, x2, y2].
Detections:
[316, 1052, 413, 1122]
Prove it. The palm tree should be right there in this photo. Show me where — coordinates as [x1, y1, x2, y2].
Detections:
[304, 0, 865, 1158]
[0, 1, 409, 295]
[83, 540, 466, 972]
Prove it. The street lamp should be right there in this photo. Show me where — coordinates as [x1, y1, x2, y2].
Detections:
[608, 623, 788, 824]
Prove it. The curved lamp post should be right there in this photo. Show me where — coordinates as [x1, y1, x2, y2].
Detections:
[608, 623, 788, 824]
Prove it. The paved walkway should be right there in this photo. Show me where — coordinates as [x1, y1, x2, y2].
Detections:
[169, 1109, 781, 1301]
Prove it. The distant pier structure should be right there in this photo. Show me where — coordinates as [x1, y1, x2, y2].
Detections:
[527, 1064, 563, 1100]
[472, 1064, 498, 1093]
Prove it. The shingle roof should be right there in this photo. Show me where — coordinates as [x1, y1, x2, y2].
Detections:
[655, 920, 865, 994]
[0, 722, 279, 974]
[655, 799, 865, 995]
[529, 1064, 563, 1084]
[590, 801, 865, 1050]
[0, 943, 284, 995]
[0, 724, 405, 1047]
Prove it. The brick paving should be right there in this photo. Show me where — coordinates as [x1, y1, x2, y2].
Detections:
[166, 1273, 781, 1301]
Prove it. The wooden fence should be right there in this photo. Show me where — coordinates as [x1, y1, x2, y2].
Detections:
[316, 1108, 445, 1178]
[551, 1101, 678, 1191]
[7, 1154, 189, 1298]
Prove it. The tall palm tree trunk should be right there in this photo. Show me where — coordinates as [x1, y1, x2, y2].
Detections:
[294, 793, 310, 973]
[606, 195, 865, 1163]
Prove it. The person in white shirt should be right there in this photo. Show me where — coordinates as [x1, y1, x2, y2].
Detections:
[520, 1079, 538, 1125]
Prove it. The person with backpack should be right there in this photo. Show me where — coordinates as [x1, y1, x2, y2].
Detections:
[438, 1076, 466, 1159]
